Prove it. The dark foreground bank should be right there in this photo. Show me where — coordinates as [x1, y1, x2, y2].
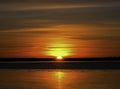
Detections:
[0, 61, 120, 69]
[0, 57, 120, 61]
[0, 57, 120, 69]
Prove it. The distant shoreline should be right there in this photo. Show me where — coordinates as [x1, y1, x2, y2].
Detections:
[0, 57, 120, 69]
[0, 57, 120, 62]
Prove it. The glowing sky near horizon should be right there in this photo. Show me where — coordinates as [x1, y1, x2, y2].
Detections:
[0, 0, 120, 58]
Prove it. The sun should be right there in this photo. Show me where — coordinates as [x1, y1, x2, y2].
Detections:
[56, 56, 63, 61]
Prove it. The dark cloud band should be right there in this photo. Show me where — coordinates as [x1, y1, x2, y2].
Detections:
[0, 0, 119, 4]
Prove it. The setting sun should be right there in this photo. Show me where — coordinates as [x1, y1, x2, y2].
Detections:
[56, 56, 63, 61]
[45, 38, 73, 58]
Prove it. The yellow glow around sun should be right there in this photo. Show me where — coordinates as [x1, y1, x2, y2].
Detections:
[45, 38, 72, 58]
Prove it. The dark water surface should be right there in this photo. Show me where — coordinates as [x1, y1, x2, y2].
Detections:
[0, 69, 120, 89]
[0, 61, 120, 69]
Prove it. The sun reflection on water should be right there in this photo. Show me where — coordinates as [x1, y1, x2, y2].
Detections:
[55, 71, 64, 89]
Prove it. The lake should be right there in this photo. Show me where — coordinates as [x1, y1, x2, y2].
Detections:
[0, 69, 120, 89]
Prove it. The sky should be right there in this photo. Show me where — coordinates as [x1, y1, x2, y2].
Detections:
[0, 0, 120, 58]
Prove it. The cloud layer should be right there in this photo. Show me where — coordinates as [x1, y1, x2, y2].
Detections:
[0, 6, 120, 30]
[0, 0, 120, 40]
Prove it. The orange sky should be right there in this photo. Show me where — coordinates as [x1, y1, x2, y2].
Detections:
[0, 25, 120, 58]
[0, 0, 120, 58]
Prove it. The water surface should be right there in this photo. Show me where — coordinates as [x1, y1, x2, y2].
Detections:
[0, 69, 120, 89]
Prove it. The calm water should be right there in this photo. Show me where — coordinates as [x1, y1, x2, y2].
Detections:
[0, 69, 120, 89]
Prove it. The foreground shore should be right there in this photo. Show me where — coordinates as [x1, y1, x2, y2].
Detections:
[0, 57, 120, 69]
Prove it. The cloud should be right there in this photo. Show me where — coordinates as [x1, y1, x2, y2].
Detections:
[0, 0, 119, 4]
[0, 0, 119, 32]
[0, 19, 53, 30]
[0, 0, 119, 11]
[71, 35, 120, 41]
[0, 6, 120, 31]
[69, 27, 120, 41]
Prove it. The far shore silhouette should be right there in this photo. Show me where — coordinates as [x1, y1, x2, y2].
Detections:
[0, 57, 120, 69]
